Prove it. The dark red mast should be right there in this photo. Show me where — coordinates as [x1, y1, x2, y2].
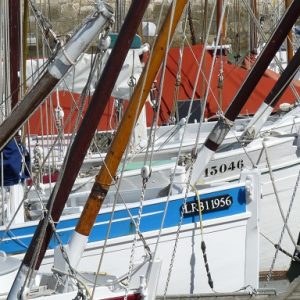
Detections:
[9, 0, 21, 108]
[8, 0, 151, 298]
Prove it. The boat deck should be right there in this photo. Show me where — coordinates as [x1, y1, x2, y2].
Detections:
[156, 277, 300, 299]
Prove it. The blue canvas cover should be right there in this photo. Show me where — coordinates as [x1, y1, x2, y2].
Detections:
[0, 139, 30, 186]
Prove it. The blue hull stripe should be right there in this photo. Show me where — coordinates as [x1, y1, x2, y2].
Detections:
[0, 186, 246, 254]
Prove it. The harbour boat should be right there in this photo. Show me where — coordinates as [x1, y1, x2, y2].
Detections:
[188, 0, 300, 279]
[1, 0, 262, 298]
[11, 0, 300, 178]
[1, 1, 164, 299]
[1, 168, 262, 296]
[1, 0, 295, 291]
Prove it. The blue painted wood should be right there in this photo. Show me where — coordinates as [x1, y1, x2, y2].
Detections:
[0, 185, 246, 254]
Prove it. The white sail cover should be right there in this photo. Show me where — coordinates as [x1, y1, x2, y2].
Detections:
[26, 45, 148, 99]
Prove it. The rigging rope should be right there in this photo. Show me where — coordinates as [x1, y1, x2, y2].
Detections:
[50, 220, 91, 298]
[90, 21, 156, 296]
[263, 140, 297, 247]
[18, 17, 114, 294]
[125, 177, 149, 300]
[169, 6, 189, 124]
[0, 138, 45, 241]
[162, 167, 192, 296]
[147, 1, 219, 294]
[193, 0, 228, 152]
[265, 166, 300, 285]
[190, 183, 213, 289]
[240, 0, 300, 103]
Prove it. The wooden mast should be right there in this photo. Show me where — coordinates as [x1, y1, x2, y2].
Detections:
[200, 0, 208, 104]
[115, 0, 124, 32]
[69, 0, 188, 266]
[285, 0, 293, 63]
[216, 0, 222, 43]
[201, 0, 208, 44]
[190, 0, 300, 186]
[0, 4, 114, 151]
[249, 0, 258, 54]
[7, 3, 118, 298]
[22, 0, 29, 93]
[187, 3, 196, 45]
[216, 0, 226, 44]
[241, 45, 300, 142]
[8, 0, 151, 298]
[8, 0, 21, 108]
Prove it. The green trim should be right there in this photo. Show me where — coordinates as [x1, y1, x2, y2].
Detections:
[120, 160, 172, 172]
[109, 33, 142, 49]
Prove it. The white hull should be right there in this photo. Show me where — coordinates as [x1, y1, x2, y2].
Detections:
[24, 214, 256, 295]
[43, 143, 300, 274]
[67, 214, 257, 295]
[7, 172, 260, 296]
[21, 108, 300, 276]
[202, 137, 300, 272]
[1, 256, 162, 300]
[3, 108, 300, 297]
[260, 162, 300, 272]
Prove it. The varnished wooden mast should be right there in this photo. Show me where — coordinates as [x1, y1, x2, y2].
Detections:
[74, 0, 188, 240]
[25, 0, 148, 270]
[187, 3, 196, 45]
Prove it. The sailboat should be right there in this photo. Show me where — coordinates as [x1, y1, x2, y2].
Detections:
[0, 0, 263, 298]
[0, 1, 163, 299]
[15, 0, 300, 172]
[0, 0, 299, 297]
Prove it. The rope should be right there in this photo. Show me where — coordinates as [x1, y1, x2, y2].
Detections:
[144, 0, 179, 169]
[28, 0, 57, 51]
[18, 20, 113, 295]
[49, 220, 91, 298]
[263, 143, 300, 285]
[193, 0, 229, 151]
[263, 140, 297, 246]
[0, 138, 46, 241]
[90, 20, 157, 296]
[169, 5, 189, 123]
[261, 232, 300, 262]
[240, 0, 300, 103]
[149, 3, 220, 295]
[190, 183, 213, 289]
